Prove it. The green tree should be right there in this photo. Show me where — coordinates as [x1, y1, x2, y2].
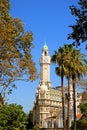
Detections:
[71, 50, 87, 130]
[71, 114, 87, 130]
[51, 44, 87, 130]
[77, 114, 87, 130]
[64, 46, 87, 130]
[80, 103, 87, 114]
[51, 47, 67, 130]
[0, 0, 37, 99]
[71, 103, 87, 130]
[61, 44, 73, 130]
[68, 0, 87, 48]
[75, 103, 87, 130]
[26, 115, 33, 130]
[33, 124, 40, 130]
[64, 47, 87, 130]
[55, 45, 73, 130]
[0, 103, 28, 130]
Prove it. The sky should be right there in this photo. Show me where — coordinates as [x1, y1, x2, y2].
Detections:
[6, 0, 86, 113]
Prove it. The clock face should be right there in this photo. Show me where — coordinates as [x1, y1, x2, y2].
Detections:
[44, 58, 48, 63]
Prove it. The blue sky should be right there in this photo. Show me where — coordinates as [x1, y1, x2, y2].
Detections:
[7, 0, 86, 113]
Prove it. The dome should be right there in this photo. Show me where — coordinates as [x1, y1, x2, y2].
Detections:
[43, 42, 48, 50]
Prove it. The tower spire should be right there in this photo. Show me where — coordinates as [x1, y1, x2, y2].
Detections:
[43, 42, 48, 50]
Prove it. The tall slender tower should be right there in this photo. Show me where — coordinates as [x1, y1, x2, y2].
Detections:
[40, 43, 51, 87]
[33, 43, 62, 129]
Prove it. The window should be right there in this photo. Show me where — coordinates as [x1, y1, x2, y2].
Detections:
[40, 93, 44, 98]
[46, 94, 48, 98]
[44, 51, 47, 56]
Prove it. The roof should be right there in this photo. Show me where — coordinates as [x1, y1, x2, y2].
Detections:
[76, 113, 83, 119]
[43, 42, 48, 50]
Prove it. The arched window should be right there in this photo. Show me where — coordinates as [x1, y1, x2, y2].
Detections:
[44, 51, 47, 56]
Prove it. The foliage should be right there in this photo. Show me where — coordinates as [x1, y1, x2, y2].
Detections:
[68, 0, 87, 48]
[51, 44, 87, 87]
[0, 0, 37, 98]
[0, 103, 28, 130]
[51, 44, 73, 130]
[26, 116, 33, 130]
[52, 44, 87, 78]
[80, 103, 87, 114]
[71, 114, 87, 130]
[71, 101, 87, 130]
[77, 114, 87, 130]
[33, 124, 40, 130]
[51, 44, 87, 130]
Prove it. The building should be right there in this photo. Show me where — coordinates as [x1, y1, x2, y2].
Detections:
[32, 43, 82, 129]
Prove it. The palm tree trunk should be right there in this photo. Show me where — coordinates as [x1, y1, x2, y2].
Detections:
[72, 75, 77, 130]
[61, 75, 66, 130]
[67, 75, 70, 130]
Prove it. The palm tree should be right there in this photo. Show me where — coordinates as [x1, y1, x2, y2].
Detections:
[63, 45, 72, 130]
[51, 44, 87, 130]
[55, 44, 74, 130]
[70, 49, 87, 130]
[51, 47, 67, 130]
[60, 44, 74, 130]
[64, 45, 87, 130]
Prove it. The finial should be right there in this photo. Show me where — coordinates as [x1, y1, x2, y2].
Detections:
[43, 42, 48, 50]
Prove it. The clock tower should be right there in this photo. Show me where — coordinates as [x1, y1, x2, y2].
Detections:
[40, 43, 51, 87]
[33, 44, 62, 128]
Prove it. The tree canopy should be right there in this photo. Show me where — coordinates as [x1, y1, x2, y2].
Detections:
[0, 103, 28, 130]
[68, 0, 87, 48]
[80, 103, 87, 114]
[76, 103, 87, 130]
[0, 0, 37, 98]
[71, 113, 87, 130]
[51, 44, 87, 130]
[77, 114, 87, 130]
